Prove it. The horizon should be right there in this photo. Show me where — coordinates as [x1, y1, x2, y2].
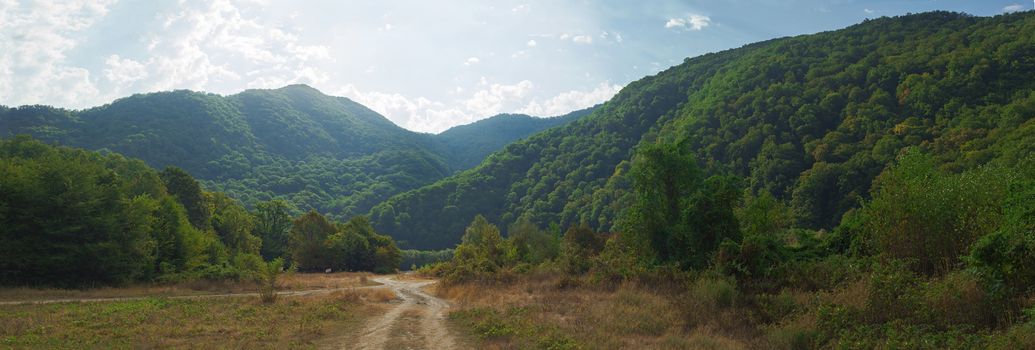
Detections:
[1, 1, 1029, 133]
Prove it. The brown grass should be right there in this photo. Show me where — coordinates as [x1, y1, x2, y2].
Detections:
[332, 287, 398, 304]
[438, 274, 752, 349]
[0, 292, 380, 349]
[0, 272, 379, 302]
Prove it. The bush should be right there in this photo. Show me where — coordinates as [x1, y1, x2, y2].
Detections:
[682, 274, 740, 330]
[864, 261, 921, 324]
[559, 222, 606, 275]
[919, 271, 997, 329]
[862, 149, 1006, 275]
[967, 176, 1035, 296]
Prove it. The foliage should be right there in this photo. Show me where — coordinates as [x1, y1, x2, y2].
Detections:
[253, 199, 295, 261]
[0, 136, 225, 286]
[285, 210, 402, 273]
[433, 108, 595, 171]
[507, 214, 560, 265]
[860, 148, 1007, 275]
[618, 142, 742, 269]
[400, 249, 454, 270]
[559, 222, 607, 274]
[373, 11, 1035, 250]
[0, 85, 587, 227]
[161, 166, 211, 230]
[287, 210, 338, 271]
[256, 258, 287, 304]
[967, 159, 1035, 295]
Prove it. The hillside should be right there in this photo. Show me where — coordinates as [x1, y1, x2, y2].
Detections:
[370, 11, 1035, 249]
[433, 107, 596, 170]
[0, 85, 586, 220]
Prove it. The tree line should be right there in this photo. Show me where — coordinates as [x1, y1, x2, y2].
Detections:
[425, 138, 1035, 348]
[0, 136, 400, 287]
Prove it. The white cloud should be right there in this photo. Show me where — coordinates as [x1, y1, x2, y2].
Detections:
[335, 79, 538, 133]
[1003, 4, 1025, 12]
[526, 39, 537, 47]
[518, 81, 621, 117]
[143, 0, 331, 91]
[103, 55, 149, 86]
[511, 4, 529, 13]
[0, 0, 116, 107]
[864, 8, 875, 14]
[464, 56, 480, 65]
[464, 80, 534, 117]
[665, 14, 711, 31]
[571, 35, 593, 44]
[0, 0, 334, 108]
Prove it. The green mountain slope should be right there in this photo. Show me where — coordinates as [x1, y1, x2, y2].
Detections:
[433, 107, 596, 170]
[370, 11, 1035, 249]
[0, 85, 586, 220]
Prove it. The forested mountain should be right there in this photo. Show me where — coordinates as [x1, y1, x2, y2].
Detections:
[0, 85, 586, 220]
[371, 11, 1035, 249]
[433, 107, 595, 170]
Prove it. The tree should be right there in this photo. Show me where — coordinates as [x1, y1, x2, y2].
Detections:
[209, 192, 260, 256]
[560, 222, 606, 274]
[862, 149, 1006, 275]
[736, 190, 791, 238]
[619, 142, 741, 269]
[507, 214, 560, 264]
[326, 216, 401, 274]
[288, 210, 336, 271]
[161, 166, 211, 230]
[254, 199, 294, 260]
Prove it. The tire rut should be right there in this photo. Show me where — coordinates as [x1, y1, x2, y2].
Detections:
[345, 275, 458, 350]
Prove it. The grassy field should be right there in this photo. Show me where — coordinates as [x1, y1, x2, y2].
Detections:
[0, 273, 396, 349]
[0, 272, 380, 303]
[435, 271, 1035, 350]
[436, 273, 749, 349]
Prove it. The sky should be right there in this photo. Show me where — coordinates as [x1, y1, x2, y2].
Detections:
[0, 1, 1030, 133]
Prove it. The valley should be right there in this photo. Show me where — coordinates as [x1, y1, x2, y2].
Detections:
[2, 9, 1035, 350]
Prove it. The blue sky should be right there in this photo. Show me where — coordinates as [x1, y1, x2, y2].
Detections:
[0, 1, 1029, 132]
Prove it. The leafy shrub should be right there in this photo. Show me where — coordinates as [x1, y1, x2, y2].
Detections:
[864, 261, 921, 324]
[918, 271, 997, 329]
[682, 274, 740, 330]
[862, 149, 1006, 275]
[967, 174, 1035, 296]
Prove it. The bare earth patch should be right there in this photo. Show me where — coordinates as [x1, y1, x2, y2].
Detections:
[329, 275, 462, 350]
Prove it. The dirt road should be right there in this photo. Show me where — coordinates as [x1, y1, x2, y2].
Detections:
[343, 275, 458, 350]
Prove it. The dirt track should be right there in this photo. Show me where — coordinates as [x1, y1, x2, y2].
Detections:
[342, 275, 459, 350]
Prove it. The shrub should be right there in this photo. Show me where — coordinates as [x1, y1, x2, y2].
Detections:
[559, 222, 606, 274]
[919, 271, 997, 329]
[864, 261, 921, 324]
[682, 274, 740, 330]
[862, 149, 1006, 275]
[967, 176, 1035, 296]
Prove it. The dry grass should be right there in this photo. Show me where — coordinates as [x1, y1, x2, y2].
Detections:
[332, 287, 398, 304]
[438, 274, 753, 349]
[0, 272, 379, 302]
[0, 292, 381, 349]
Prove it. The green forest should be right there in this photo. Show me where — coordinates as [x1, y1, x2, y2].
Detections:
[1, 9, 1034, 348]
[0, 136, 401, 287]
[371, 11, 1035, 249]
[0, 85, 587, 222]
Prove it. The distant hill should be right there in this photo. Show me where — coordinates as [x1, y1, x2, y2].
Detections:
[369, 11, 1035, 249]
[0, 85, 587, 220]
[433, 107, 595, 170]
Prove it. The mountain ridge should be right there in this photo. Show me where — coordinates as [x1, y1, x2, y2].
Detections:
[0, 84, 590, 220]
[369, 11, 1035, 249]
